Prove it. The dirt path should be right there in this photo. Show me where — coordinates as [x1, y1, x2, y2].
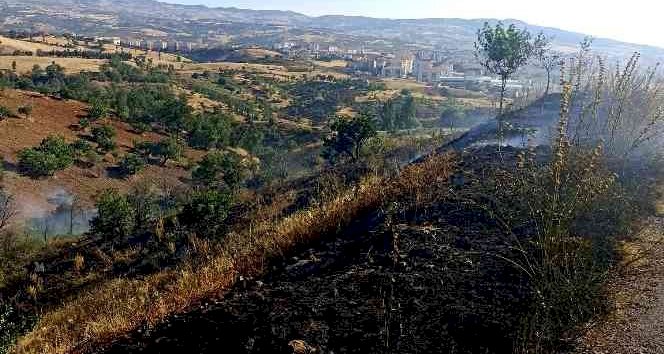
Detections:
[577, 202, 664, 353]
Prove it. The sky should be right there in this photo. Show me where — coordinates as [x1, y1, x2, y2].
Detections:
[163, 0, 664, 48]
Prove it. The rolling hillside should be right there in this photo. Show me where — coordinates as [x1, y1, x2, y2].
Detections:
[1, 0, 663, 61]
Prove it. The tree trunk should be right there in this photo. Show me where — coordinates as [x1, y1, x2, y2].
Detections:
[499, 76, 507, 115]
[498, 76, 507, 148]
[545, 69, 551, 96]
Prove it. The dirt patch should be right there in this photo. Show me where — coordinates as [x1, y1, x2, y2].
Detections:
[576, 215, 664, 353]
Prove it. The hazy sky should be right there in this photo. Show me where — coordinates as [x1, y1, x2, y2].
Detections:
[163, 0, 664, 48]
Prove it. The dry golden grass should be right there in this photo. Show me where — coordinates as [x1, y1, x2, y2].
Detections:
[313, 60, 347, 69]
[239, 48, 282, 59]
[14, 154, 457, 354]
[0, 56, 106, 74]
[0, 36, 64, 54]
[180, 62, 348, 81]
[100, 44, 190, 66]
[382, 78, 429, 92]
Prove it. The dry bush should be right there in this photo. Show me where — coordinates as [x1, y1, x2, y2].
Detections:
[488, 50, 663, 352]
[567, 50, 664, 160]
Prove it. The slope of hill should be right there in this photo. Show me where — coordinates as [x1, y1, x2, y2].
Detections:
[0, 89, 189, 223]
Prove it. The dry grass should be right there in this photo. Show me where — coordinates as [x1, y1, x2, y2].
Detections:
[13, 154, 457, 354]
[100, 45, 190, 66]
[0, 56, 105, 74]
[381, 78, 429, 92]
[180, 62, 348, 81]
[313, 60, 347, 69]
[0, 36, 64, 55]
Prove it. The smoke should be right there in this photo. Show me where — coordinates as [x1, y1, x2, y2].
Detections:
[23, 188, 97, 238]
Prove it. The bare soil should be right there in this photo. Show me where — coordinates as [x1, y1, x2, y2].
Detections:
[577, 211, 664, 353]
[0, 89, 190, 218]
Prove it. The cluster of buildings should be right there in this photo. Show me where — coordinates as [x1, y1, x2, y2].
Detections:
[97, 37, 199, 53]
[347, 50, 525, 93]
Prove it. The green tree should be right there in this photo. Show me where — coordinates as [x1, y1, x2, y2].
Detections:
[154, 137, 184, 166]
[440, 98, 467, 132]
[396, 90, 418, 129]
[533, 36, 561, 96]
[18, 135, 74, 177]
[91, 189, 136, 241]
[323, 113, 377, 163]
[192, 151, 245, 190]
[380, 99, 396, 131]
[185, 113, 233, 149]
[179, 189, 233, 239]
[87, 99, 109, 121]
[474, 22, 544, 114]
[119, 153, 146, 176]
[92, 125, 117, 152]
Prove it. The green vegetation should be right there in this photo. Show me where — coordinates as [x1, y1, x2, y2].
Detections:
[475, 22, 546, 113]
[1, 28, 662, 354]
[287, 78, 370, 122]
[17, 136, 74, 177]
[378, 90, 419, 131]
[192, 151, 245, 190]
[118, 153, 146, 176]
[90, 189, 136, 241]
[91, 125, 117, 152]
[17, 105, 32, 119]
[179, 189, 233, 239]
[0, 106, 14, 120]
[323, 113, 377, 163]
[87, 99, 109, 121]
[186, 113, 234, 149]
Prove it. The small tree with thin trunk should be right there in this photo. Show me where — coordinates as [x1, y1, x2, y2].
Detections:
[474, 22, 544, 114]
[533, 36, 562, 96]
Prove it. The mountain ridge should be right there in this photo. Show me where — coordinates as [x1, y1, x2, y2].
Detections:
[4, 0, 663, 59]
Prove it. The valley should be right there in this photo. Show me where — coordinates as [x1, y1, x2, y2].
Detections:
[0, 1, 662, 354]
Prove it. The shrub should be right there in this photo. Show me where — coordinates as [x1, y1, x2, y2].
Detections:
[119, 153, 146, 176]
[91, 125, 117, 152]
[78, 117, 90, 130]
[87, 99, 109, 120]
[0, 303, 36, 353]
[17, 105, 32, 118]
[70, 139, 93, 159]
[90, 189, 136, 241]
[0, 106, 14, 120]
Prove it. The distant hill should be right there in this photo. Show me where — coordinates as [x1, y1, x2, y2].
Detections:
[3, 0, 663, 61]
